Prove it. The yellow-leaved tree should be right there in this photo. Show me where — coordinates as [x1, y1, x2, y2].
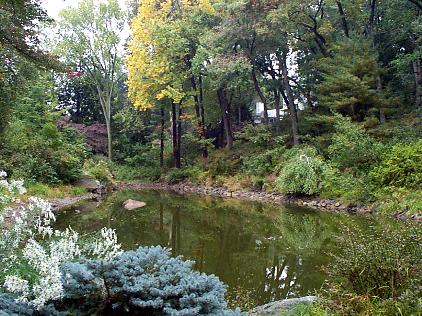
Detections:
[127, 0, 215, 168]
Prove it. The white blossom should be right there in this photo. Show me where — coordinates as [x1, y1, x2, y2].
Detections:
[91, 227, 122, 261]
[4, 275, 29, 303]
[1, 176, 122, 309]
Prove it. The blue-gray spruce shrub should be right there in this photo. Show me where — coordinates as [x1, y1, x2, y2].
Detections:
[60, 246, 244, 315]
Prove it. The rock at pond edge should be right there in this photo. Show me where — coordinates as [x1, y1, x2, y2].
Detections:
[250, 296, 318, 315]
[123, 199, 146, 210]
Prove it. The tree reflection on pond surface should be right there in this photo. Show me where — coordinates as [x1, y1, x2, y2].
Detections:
[55, 189, 396, 306]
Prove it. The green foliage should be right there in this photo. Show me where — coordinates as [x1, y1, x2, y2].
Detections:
[327, 225, 422, 301]
[241, 147, 285, 177]
[375, 188, 422, 216]
[317, 39, 388, 121]
[320, 165, 373, 203]
[111, 164, 161, 182]
[235, 124, 274, 149]
[26, 183, 87, 199]
[207, 149, 241, 178]
[164, 168, 197, 184]
[83, 158, 114, 185]
[371, 140, 422, 189]
[328, 115, 384, 174]
[0, 72, 89, 184]
[281, 303, 328, 316]
[277, 147, 326, 195]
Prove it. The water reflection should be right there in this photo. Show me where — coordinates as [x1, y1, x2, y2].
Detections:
[55, 189, 389, 306]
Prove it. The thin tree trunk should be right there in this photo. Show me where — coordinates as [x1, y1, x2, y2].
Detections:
[199, 76, 208, 158]
[106, 119, 112, 160]
[194, 75, 208, 158]
[217, 88, 233, 149]
[103, 97, 112, 160]
[177, 105, 182, 167]
[238, 105, 242, 124]
[251, 67, 269, 124]
[274, 89, 281, 134]
[160, 105, 165, 168]
[279, 52, 300, 145]
[366, 0, 377, 34]
[413, 58, 422, 108]
[96, 85, 113, 160]
[336, 0, 350, 37]
[376, 76, 386, 124]
[171, 102, 181, 168]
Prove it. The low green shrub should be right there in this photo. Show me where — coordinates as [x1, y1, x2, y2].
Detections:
[0, 120, 89, 185]
[375, 187, 422, 215]
[281, 303, 328, 316]
[371, 140, 422, 189]
[277, 147, 326, 195]
[327, 225, 421, 301]
[25, 183, 87, 198]
[328, 115, 384, 174]
[320, 165, 374, 203]
[164, 167, 199, 184]
[207, 149, 241, 178]
[111, 164, 161, 181]
[241, 147, 285, 177]
[83, 159, 115, 185]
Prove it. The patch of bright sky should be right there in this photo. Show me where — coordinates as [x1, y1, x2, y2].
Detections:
[42, 0, 129, 20]
[40, 0, 130, 59]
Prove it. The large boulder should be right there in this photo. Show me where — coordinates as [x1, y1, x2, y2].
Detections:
[74, 175, 100, 193]
[123, 199, 146, 210]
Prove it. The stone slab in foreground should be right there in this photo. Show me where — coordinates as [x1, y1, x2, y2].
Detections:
[250, 296, 318, 315]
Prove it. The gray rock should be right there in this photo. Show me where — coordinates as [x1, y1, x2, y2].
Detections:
[74, 175, 100, 192]
[250, 296, 318, 316]
[123, 199, 146, 210]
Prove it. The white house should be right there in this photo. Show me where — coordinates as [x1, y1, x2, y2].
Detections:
[253, 100, 288, 124]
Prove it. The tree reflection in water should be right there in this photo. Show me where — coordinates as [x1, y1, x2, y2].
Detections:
[55, 189, 389, 306]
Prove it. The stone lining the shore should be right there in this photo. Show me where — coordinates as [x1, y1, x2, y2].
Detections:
[250, 296, 318, 315]
[119, 181, 422, 222]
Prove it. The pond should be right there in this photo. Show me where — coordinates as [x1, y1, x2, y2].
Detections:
[55, 189, 401, 307]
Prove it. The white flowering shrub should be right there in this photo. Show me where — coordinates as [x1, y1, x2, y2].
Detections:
[0, 171, 121, 309]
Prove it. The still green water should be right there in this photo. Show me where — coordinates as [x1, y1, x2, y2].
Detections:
[55, 189, 398, 306]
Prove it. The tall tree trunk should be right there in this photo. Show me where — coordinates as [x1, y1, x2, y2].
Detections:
[217, 88, 233, 149]
[376, 76, 386, 124]
[336, 0, 350, 37]
[177, 105, 182, 167]
[413, 58, 422, 108]
[366, 0, 377, 34]
[279, 52, 300, 145]
[199, 76, 208, 158]
[274, 89, 281, 134]
[160, 105, 165, 168]
[193, 75, 208, 158]
[171, 102, 181, 168]
[251, 67, 269, 124]
[96, 85, 113, 160]
[106, 118, 112, 160]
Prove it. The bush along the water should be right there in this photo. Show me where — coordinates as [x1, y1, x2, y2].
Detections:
[59, 246, 244, 315]
[277, 146, 326, 195]
[324, 224, 422, 315]
[370, 139, 422, 189]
